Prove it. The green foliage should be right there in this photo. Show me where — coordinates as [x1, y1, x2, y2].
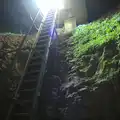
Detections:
[59, 11, 120, 83]
[71, 12, 120, 58]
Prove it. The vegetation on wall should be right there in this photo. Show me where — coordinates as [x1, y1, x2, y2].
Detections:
[60, 11, 120, 85]
[58, 11, 120, 120]
[72, 12, 120, 57]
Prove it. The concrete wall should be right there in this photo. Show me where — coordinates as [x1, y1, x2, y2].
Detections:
[57, 0, 120, 26]
[65, 0, 88, 24]
[64, 17, 76, 33]
[57, 0, 88, 25]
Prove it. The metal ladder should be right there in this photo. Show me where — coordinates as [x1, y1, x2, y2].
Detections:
[6, 9, 57, 120]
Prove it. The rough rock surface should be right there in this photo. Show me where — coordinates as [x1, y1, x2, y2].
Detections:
[58, 41, 120, 119]
[57, 11, 120, 120]
[59, 78, 120, 120]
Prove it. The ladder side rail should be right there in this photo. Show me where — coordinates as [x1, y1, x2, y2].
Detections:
[32, 10, 58, 120]
[6, 9, 45, 120]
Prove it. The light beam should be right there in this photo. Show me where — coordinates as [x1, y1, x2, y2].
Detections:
[35, 0, 64, 15]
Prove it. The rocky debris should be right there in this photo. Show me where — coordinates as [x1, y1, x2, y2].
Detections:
[59, 77, 120, 120]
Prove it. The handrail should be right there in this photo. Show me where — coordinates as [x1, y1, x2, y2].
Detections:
[11, 9, 42, 71]
[6, 9, 44, 120]
[14, 15, 46, 99]
[32, 9, 58, 120]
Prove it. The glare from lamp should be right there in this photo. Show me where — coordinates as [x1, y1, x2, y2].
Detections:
[35, 0, 64, 15]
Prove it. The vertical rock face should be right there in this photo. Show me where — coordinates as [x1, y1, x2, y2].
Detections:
[57, 47, 120, 120]
[39, 35, 120, 120]
[57, 11, 120, 120]
[59, 79, 120, 120]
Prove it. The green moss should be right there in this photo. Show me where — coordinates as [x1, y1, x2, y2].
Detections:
[71, 12, 120, 58]
[60, 11, 120, 83]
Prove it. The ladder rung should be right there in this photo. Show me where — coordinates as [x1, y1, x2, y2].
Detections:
[37, 39, 48, 44]
[14, 113, 29, 116]
[39, 35, 49, 39]
[33, 49, 45, 54]
[42, 26, 52, 31]
[35, 45, 47, 49]
[40, 30, 50, 35]
[32, 52, 45, 58]
[46, 16, 54, 20]
[23, 75, 38, 80]
[36, 42, 47, 47]
[31, 57, 43, 62]
[27, 64, 41, 72]
[20, 88, 36, 92]
[21, 80, 37, 89]
[35, 47, 45, 53]
[28, 62, 42, 67]
[48, 10, 55, 13]
[24, 79, 37, 83]
[13, 114, 30, 120]
[32, 53, 44, 58]
[26, 70, 40, 75]
[45, 19, 54, 23]
[19, 89, 35, 100]
[47, 15, 54, 18]
[17, 99, 33, 104]
[26, 68, 41, 75]
[47, 12, 55, 16]
[42, 24, 52, 29]
[42, 27, 51, 32]
[40, 32, 49, 36]
[28, 61, 42, 67]
[31, 56, 43, 61]
[44, 22, 52, 26]
[41, 28, 49, 33]
[35, 47, 47, 52]
[43, 22, 52, 26]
